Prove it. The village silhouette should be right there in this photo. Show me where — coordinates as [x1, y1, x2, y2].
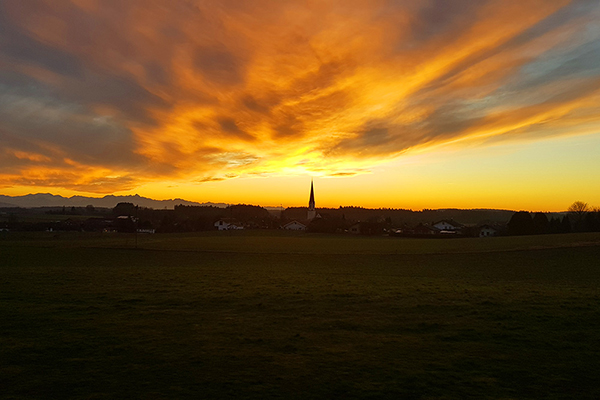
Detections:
[1, 182, 598, 237]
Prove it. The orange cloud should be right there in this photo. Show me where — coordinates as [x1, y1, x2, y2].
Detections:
[1, 0, 600, 193]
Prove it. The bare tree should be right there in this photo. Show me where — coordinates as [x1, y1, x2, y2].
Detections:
[568, 201, 590, 216]
[568, 201, 590, 231]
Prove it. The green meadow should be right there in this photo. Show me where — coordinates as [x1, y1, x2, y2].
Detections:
[2, 232, 600, 399]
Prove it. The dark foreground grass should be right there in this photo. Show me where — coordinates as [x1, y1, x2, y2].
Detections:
[1, 236, 600, 399]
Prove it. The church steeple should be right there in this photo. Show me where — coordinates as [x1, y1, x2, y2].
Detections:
[308, 180, 315, 210]
[308, 180, 316, 220]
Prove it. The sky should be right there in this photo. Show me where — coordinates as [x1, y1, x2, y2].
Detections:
[1, 0, 600, 211]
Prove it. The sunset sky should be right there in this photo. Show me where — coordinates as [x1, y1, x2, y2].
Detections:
[1, 0, 600, 211]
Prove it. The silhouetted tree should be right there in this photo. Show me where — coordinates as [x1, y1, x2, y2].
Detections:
[532, 212, 549, 234]
[559, 215, 572, 233]
[568, 201, 590, 216]
[548, 217, 561, 234]
[568, 201, 590, 231]
[508, 211, 534, 235]
[157, 214, 177, 233]
[225, 204, 273, 228]
[113, 202, 136, 217]
[592, 209, 600, 232]
[582, 213, 593, 232]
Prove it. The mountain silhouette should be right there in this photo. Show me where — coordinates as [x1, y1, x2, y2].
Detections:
[0, 193, 227, 209]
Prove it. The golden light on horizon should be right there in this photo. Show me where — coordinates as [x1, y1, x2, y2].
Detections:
[1, 0, 600, 210]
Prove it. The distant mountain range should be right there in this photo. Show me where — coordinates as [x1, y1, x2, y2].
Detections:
[0, 193, 227, 209]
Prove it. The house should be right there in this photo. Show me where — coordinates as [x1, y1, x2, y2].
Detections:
[413, 223, 439, 235]
[433, 219, 463, 231]
[214, 218, 244, 231]
[282, 221, 307, 231]
[349, 222, 361, 234]
[477, 224, 498, 237]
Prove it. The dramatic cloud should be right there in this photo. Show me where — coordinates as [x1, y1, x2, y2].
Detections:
[1, 0, 599, 192]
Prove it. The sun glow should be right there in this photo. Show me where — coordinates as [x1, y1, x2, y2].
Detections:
[1, 0, 600, 209]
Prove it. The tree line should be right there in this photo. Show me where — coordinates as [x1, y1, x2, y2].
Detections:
[508, 201, 600, 235]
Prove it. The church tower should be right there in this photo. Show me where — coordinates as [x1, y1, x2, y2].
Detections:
[307, 180, 316, 220]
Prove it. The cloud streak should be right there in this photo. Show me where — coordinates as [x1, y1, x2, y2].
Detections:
[1, 0, 600, 192]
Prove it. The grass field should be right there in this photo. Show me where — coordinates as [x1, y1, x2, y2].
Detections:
[2, 232, 600, 399]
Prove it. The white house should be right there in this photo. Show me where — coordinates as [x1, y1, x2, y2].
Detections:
[214, 218, 244, 231]
[433, 219, 462, 231]
[282, 221, 307, 231]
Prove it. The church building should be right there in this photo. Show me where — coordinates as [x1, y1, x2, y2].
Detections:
[307, 180, 316, 220]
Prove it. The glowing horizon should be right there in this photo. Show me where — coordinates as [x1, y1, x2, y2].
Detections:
[1, 1, 600, 211]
